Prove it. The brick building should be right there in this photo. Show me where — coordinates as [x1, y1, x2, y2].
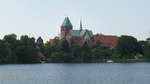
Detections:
[93, 34, 120, 48]
[50, 17, 120, 48]
[60, 17, 94, 46]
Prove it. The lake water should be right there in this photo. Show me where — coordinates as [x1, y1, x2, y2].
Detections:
[0, 63, 150, 84]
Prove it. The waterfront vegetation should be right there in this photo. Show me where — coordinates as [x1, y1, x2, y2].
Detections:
[0, 34, 150, 64]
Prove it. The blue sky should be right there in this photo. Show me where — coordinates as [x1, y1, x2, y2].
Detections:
[0, 0, 150, 41]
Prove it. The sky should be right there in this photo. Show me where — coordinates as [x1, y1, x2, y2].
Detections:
[0, 0, 150, 41]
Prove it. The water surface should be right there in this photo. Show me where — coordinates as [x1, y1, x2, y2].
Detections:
[0, 63, 150, 84]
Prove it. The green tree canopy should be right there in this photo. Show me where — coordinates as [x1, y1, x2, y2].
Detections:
[16, 35, 40, 63]
[0, 40, 11, 63]
[3, 34, 18, 63]
[144, 38, 150, 58]
[60, 40, 70, 52]
[116, 35, 138, 58]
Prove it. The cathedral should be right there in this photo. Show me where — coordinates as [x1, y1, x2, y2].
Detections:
[60, 17, 94, 46]
[50, 17, 120, 48]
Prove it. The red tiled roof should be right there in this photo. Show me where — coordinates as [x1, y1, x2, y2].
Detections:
[94, 35, 120, 48]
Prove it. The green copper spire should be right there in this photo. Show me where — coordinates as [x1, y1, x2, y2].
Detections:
[61, 17, 73, 27]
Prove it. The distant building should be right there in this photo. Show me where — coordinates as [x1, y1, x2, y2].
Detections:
[93, 34, 120, 48]
[49, 37, 60, 46]
[60, 17, 94, 46]
[50, 17, 120, 48]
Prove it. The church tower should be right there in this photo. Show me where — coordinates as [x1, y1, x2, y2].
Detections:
[61, 17, 73, 39]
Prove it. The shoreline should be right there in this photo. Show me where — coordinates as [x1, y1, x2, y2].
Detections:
[0, 59, 150, 64]
[45, 59, 150, 63]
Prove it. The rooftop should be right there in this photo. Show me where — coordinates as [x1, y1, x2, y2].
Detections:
[61, 17, 73, 27]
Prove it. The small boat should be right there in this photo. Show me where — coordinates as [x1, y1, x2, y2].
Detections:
[41, 61, 46, 63]
[106, 60, 113, 63]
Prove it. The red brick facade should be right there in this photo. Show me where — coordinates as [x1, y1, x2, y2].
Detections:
[61, 26, 72, 38]
[49, 38, 60, 46]
[93, 34, 120, 48]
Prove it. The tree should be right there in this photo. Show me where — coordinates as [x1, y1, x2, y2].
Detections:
[60, 40, 70, 52]
[3, 34, 18, 63]
[3, 34, 17, 45]
[71, 45, 82, 58]
[94, 40, 102, 48]
[137, 41, 146, 55]
[81, 42, 92, 62]
[0, 40, 11, 63]
[16, 35, 40, 63]
[44, 41, 55, 58]
[91, 45, 112, 61]
[144, 38, 150, 58]
[116, 35, 138, 59]
[144, 45, 150, 58]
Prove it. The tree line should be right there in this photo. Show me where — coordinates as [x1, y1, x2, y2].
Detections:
[0, 34, 39, 64]
[0, 34, 150, 63]
[44, 36, 150, 62]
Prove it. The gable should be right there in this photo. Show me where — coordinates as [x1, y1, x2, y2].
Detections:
[84, 32, 91, 39]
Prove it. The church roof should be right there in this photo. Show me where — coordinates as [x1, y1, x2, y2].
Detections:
[70, 30, 80, 37]
[61, 17, 73, 27]
[70, 29, 93, 39]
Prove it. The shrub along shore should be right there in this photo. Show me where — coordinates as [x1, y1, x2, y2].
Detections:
[0, 34, 150, 64]
[46, 59, 150, 63]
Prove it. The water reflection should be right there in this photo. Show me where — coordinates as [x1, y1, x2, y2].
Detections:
[0, 63, 150, 84]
